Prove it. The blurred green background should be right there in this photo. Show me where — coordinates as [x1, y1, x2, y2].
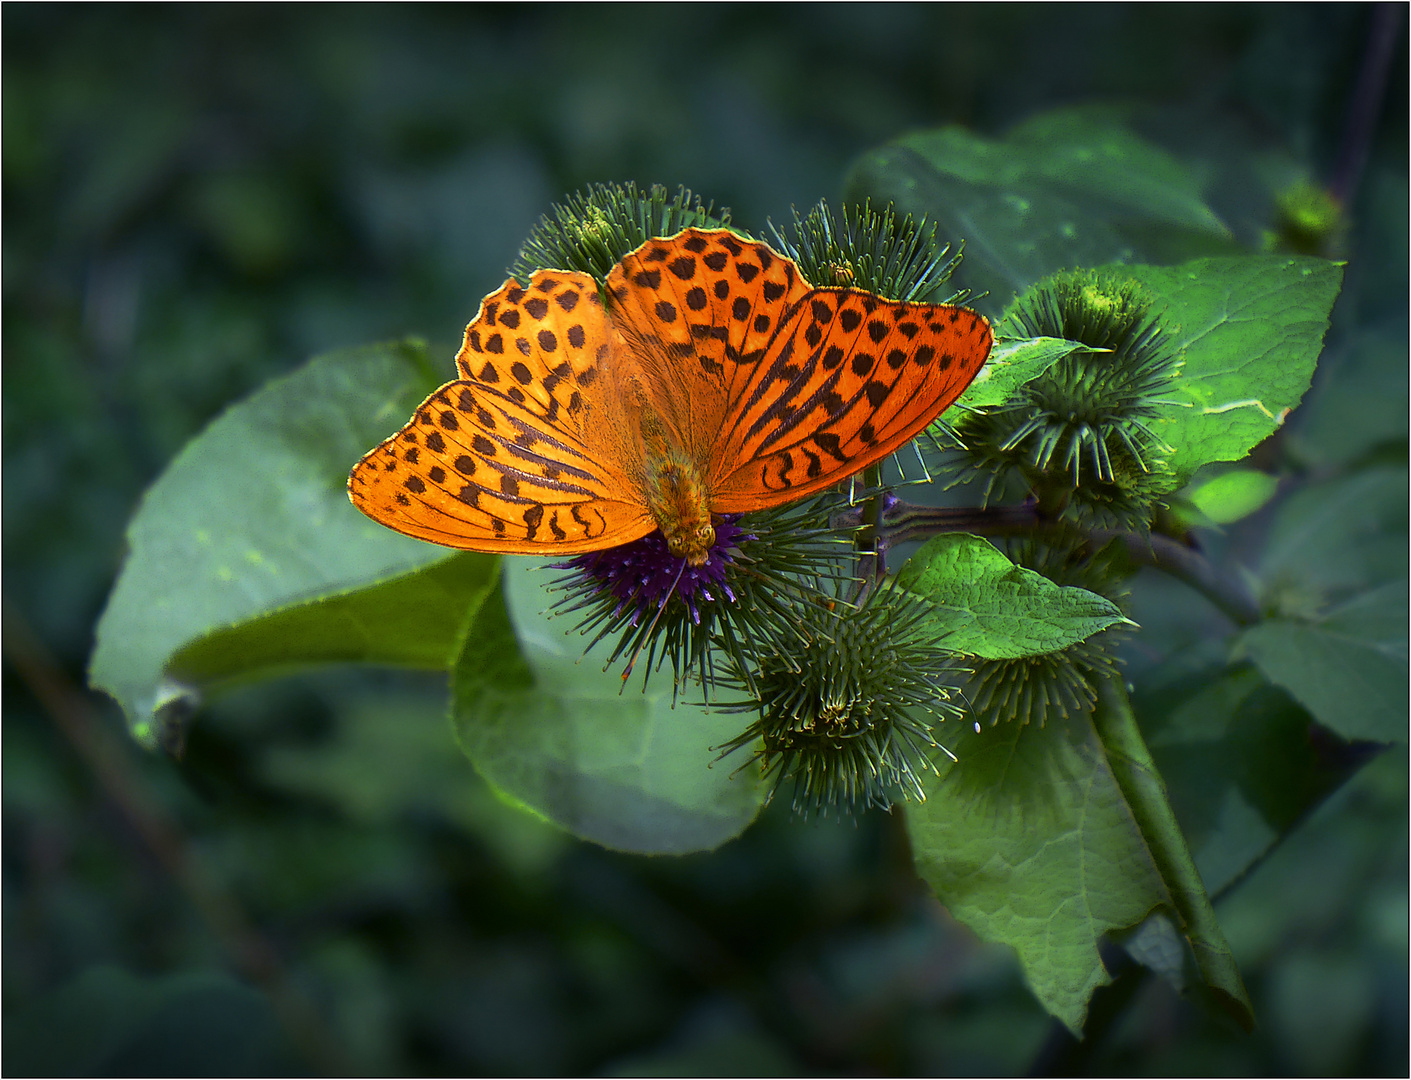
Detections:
[4, 5, 1406, 1075]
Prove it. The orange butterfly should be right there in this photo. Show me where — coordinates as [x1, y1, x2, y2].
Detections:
[349, 228, 992, 565]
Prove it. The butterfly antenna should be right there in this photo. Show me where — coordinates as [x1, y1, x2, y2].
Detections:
[621, 558, 688, 688]
[953, 681, 983, 742]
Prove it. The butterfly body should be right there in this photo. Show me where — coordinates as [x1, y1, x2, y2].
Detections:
[349, 228, 992, 558]
[606, 365, 717, 563]
[641, 442, 717, 565]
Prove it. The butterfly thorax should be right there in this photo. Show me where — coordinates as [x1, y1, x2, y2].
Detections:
[642, 444, 716, 566]
[625, 374, 716, 565]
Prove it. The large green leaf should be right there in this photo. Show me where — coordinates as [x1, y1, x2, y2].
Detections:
[909, 711, 1171, 1035]
[1238, 581, 1409, 743]
[849, 149, 1129, 314]
[1003, 108, 1230, 234]
[451, 560, 766, 854]
[845, 105, 1236, 312]
[910, 674, 1252, 1036]
[169, 552, 496, 689]
[1258, 467, 1408, 599]
[1137, 648, 1374, 895]
[1117, 256, 1344, 482]
[896, 534, 1129, 658]
[89, 340, 458, 745]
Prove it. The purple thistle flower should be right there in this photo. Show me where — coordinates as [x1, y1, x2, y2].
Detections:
[555, 517, 751, 626]
[544, 494, 852, 698]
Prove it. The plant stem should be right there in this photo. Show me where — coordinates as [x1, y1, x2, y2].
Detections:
[1330, 3, 1403, 206]
[1090, 672, 1255, 1032]
[881, 499, 1042, 544]
[1092, 529, 1262, 627]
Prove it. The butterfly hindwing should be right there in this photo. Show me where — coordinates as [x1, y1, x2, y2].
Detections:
[349, 270, 656, 553]
[709, 289, 993, 511]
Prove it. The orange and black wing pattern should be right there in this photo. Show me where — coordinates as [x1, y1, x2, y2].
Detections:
[604, 228, 810, 462]
[709, 289, 992, 511]
[349, 271, 655, 553]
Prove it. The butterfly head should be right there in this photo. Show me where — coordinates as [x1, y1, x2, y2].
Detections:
[664, 519, 717, 567]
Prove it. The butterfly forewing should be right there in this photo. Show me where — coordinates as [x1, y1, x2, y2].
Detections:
[456, 271, 610, 424]
[606, 228, 810, 459]
[709, 289, 992, 511]
[349, 271, 656, 553]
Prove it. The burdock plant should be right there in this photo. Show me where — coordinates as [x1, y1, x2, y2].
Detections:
[717, 580, 967, 815]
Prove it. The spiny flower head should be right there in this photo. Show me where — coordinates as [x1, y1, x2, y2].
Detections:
[512, 181, 734, 284]
[1268, 178, 1344, 257]
[965, 636, 1122, 727]
[719, 581, 965, 816]
[1000, 272, 1182, 479]
[550, 496, 852, 698]
[768, 199, 965, 303]
[955, 270, 1184, 528]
